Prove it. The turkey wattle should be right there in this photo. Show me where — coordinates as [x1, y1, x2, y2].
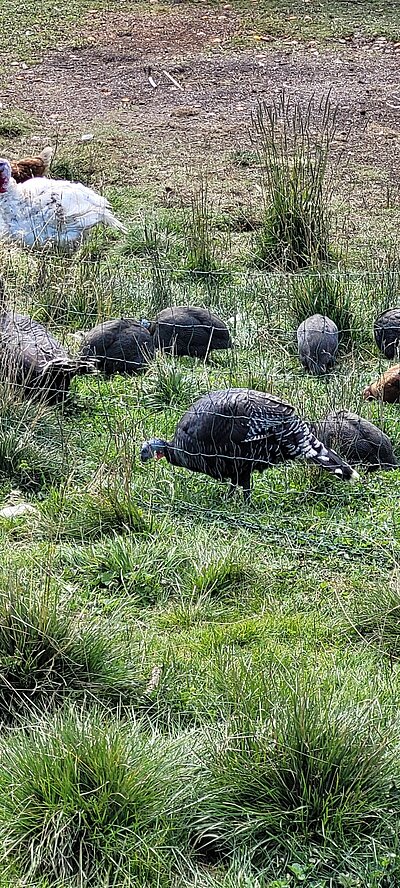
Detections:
[140, 388, 360, 499]
[0, 159, 126, 250]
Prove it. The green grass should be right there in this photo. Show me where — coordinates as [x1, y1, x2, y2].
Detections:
[2, 6, 400, 882]
[0, 707, 194, 883]
[0, 580, 141, 723]
[232, 0, 400, 45]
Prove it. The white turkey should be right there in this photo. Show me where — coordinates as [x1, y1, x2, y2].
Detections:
[0, 159, 126, 250]
[140, 388, 359, 500]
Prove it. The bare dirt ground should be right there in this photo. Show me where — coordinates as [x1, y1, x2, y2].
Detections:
[1, 3, 400, 208]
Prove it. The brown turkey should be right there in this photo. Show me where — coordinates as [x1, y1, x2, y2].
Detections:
[10, 147, 53, 184]
[363, 365, 400, 403]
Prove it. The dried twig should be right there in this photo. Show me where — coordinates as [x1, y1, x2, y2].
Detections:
[162, 70, 184, 91]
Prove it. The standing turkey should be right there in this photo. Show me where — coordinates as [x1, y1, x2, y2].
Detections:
[297, 314, 338, 375]
[140, 389, 359, 499]
[143, 306, 232, 359]
[363, 365, 400, 403]
[311, 410, 397, 472]
[0, 289, 98, 402]
[0, 159, 126, 250]
[79, 318, 155, 376]
[374, 308, 400, 360]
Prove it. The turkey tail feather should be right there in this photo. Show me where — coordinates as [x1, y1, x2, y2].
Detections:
[39, 147, 54, 173]
[300, 429, 360, 483]
[42, 356, 99, 376]
[104, 209, 127, 232]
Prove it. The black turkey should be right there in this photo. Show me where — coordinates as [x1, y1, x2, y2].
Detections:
[374, 308, 400, 360]
[297, 314, 338, 375]
[79, 318, 155, 376]
[143, 306, 232, 359]
[311, 410, 397, 472]
[0, 309, 97, 403]
[140, 389, 359, 499]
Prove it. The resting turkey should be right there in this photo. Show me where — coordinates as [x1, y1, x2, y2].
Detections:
[311, 410, 397, 472]
[144, 306, 232, 359]
[0, 296, 98, 402]
[0, 159, 126, 250]
[79, 318, 155, 376]
[141, 388, 359, 499]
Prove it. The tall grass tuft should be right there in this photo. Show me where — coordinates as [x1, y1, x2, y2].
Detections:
[39, 483, 152, 541]
[0, 583, 139, 723]
[192, 686, 398, 869]
[0, 707, 194, 882]
[31, 255, 115, 330]
[184, 178, 224, 281]
[142, 354, 207, 412]
[253, 91, 338, 270]
[0, 381, 69, 487]
[289, 270, 354, 343]
[144, 221, 173, 314]
[349, 575, 400, 658]
[369, 245, 400, 313]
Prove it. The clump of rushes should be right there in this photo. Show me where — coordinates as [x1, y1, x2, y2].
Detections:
[0, 583, 140, 723]
[192, 687, 398, 870]
[253, 91, 338, 270]
[184, 178, 224, 280]
[0, 707, 195, 883]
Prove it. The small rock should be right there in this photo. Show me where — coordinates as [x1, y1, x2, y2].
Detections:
[170, 106, 200, 117]
[0, 502, 37, 519]
[80, 133, 94, 142]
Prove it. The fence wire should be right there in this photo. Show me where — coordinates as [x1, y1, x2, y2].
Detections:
[0, 247, 397, 567]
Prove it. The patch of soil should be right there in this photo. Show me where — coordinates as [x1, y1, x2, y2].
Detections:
[1, 2, 400, 201]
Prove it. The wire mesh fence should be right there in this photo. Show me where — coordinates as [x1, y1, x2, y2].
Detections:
[0, 246, 397, 570]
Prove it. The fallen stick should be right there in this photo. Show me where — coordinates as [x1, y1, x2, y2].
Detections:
[162, 69, 184, 90]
